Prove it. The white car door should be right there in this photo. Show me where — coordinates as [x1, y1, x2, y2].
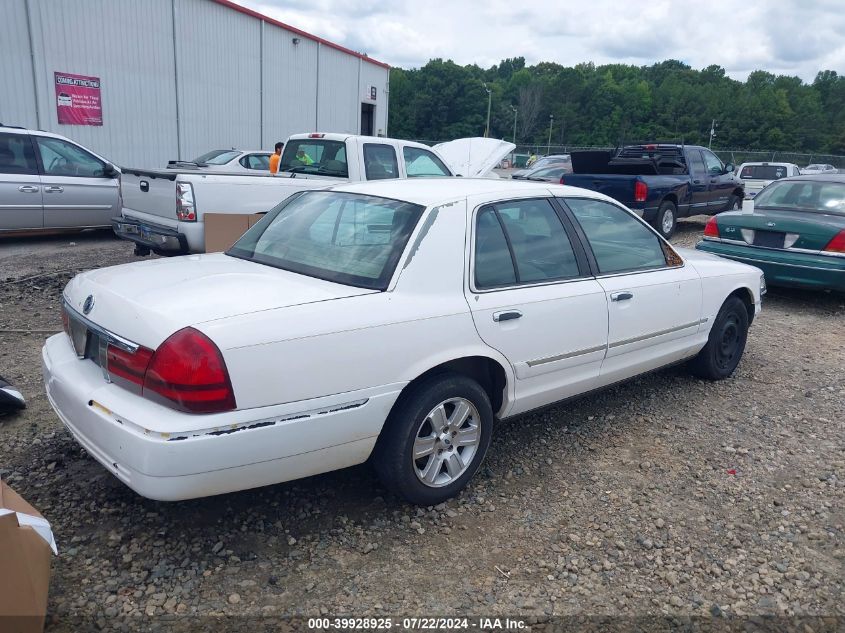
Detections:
[560, 197, 703, 387]
[465, 196, 609, 416]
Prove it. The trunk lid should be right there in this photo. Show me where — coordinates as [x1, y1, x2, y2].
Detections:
[713, 208, 845, 251]
[433, 138, 515, 177]
[63, 253, 376, 348]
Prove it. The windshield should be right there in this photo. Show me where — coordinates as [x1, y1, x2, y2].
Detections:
[740, 165, 789, 180]
[279, 139, 349, 177]
[193, 150, 239, 165]
[753, 180, 845, 215]
[227, 191, 424, 290]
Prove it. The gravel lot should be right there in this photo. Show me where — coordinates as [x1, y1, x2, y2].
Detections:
[1, 221, 843, 632]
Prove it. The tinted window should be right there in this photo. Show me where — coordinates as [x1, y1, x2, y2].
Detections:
[279, 139, 348, 177]
[753, 181, 845, 215]
[474, 199, 580, 289]
[228, 191, 423, 290]
[363, 143, 399, 180]
[701, 149, 724, 174]
[740, 164, 789, 180]
[36, 136, 106, 177]
[0, 133, 38, 175]
[565, 198, 667, 274]
[403, 146, 451, 177]
[687, 150, 706, 176]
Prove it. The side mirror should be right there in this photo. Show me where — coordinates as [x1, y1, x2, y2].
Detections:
[103, 163, 119, 178]
[724, 163, 734, 174]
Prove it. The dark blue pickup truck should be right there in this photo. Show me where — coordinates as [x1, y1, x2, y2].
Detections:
[561, 144, 745, 238]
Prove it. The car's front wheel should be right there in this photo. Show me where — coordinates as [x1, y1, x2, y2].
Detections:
[687, 296, 749, 380]
[373, 373, 493, 505]
[727, 194, 742, 211]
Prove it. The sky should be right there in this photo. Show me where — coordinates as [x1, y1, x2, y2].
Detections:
[235, 0, 844, 82]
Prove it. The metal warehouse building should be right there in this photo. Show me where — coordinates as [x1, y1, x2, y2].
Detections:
[1, 0, 390, 168]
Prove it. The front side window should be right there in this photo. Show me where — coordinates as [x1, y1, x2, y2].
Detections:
[363, 143, 399, 180]
[279, 139, 348, 177]
[687, 150, 706, 177]
[701, 149, 724, 175]
[35, 136, 106, 177]
[228, 191, 423, 290]
[565, 198, 669, 274]
[474, 199, 580, 289]
[0, 133, 38, 175]
[403, 146, 451, 177]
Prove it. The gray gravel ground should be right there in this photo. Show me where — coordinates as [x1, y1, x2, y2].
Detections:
[0, 222, 843, 632]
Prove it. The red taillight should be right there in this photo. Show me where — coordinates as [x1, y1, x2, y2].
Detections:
[142, 328, 236, 414]
[823, 229, 845, 253]
[107, 344, 154, 394]
[634, 180, 648, 203]
[176, 182, 196, 221]
[704, 216, 720, 238]
[308, 133, 325, 138]
[559, 175, 565, 184]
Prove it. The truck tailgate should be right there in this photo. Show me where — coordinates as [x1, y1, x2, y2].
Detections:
[121, 169, 179, 223]
[562, 173, 637, 205]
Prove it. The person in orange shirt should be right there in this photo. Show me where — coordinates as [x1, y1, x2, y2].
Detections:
[269, 141, 283, 174]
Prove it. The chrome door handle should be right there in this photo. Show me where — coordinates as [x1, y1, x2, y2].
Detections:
[18, 185, 39, 193]
[611, 291, 634, 302]
[44, 186, 64, 193]
[493, 310, 523, 322]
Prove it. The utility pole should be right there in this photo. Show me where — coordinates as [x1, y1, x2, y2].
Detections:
[511, 105, 518, 145]
[547, 114, 554, 155]
[709, 119, 717, 149]
[483, 83, 492, 138]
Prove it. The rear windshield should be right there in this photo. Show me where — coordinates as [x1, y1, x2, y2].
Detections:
[227, 191, 423, 290]
[753, 180, 845, 215]
[740, 165, 790, 180]
[193, 150, 239, 165]
[279, 139, 349, 177]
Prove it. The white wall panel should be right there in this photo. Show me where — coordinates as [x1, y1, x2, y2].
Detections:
[174, 0, 262, 159]
[0, 0, 38, 129]
[317, 45, 359, 135]
[25, 0, 178, 167]
[262, 24, 318, 145]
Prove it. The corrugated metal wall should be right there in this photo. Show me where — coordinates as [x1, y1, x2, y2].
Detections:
[0, 0, 39, 130]
[0, 0, 389, 168]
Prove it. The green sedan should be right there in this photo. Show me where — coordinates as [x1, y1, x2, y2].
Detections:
[696, 174, 845, 292]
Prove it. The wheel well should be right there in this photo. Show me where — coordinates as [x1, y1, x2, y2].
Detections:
[661, 195, 678, 209]
[732, 188, 744, 199]
[398, 357, 508, 417]
[728, 287, 755, 325]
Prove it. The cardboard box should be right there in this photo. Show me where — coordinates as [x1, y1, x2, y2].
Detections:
[0, 480, 57, 633]
[204, 213, 264, 253]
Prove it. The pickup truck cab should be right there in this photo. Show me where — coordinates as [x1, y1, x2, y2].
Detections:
[562, 144, 744, 238]
[114, 134, 513, 255]
[736, 162, 801, 199]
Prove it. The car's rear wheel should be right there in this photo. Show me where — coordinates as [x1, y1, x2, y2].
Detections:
[687, 296, 749, 380]
[373, 373, 493, 505]
[652, 200, 677, 239]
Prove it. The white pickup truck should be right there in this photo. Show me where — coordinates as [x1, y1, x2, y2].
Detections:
[114, 133, 513, 255]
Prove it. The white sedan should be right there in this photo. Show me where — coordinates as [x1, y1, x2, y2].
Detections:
[43, 179, 765, 504]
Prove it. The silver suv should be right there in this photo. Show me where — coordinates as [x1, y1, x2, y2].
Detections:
[0, 124, 120, 232]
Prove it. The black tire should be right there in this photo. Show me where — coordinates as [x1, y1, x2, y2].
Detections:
[687, 296, 749, 380]
[727, 194, 742, 211]
[652, 200, 677, 239]
[372, 372, 494, 505]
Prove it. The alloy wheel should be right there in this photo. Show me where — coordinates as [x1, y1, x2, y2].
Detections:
[412, 397, 481, 488]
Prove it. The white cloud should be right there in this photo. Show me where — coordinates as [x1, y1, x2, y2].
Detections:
[238, 0, 845, 81]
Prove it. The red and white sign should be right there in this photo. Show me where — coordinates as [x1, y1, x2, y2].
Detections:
[54, 72, 102, 126]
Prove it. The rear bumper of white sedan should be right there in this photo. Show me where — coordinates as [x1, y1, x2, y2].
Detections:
[42, 334, 402, 501]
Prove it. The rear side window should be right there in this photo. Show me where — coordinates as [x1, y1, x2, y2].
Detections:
[240, 154, 270, 170]
[403, 146, 451, 177]
[0, 133, 38, 175]
[687, 150, 706, 177]
[363, 143, 399, 180]
[474, 199, 580, 289]
[565, 198, 668, 274]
